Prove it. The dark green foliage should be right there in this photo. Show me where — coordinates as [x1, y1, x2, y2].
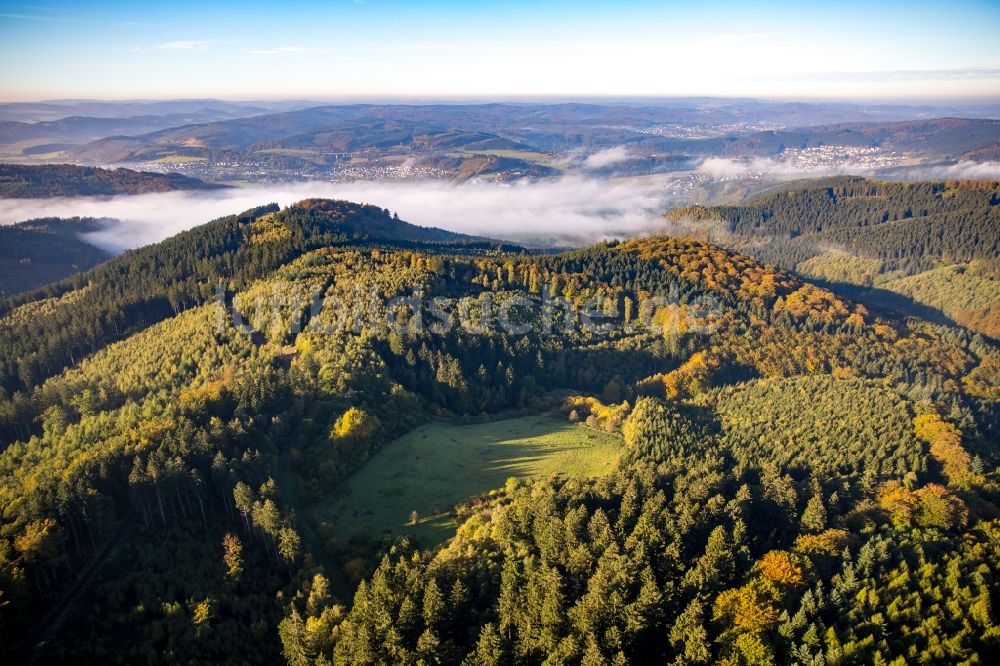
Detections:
[0, 163, 225, 198]
[0, 217, 112, 296]
[713, 375, 925, 485]
[676, 177, 1000, 269]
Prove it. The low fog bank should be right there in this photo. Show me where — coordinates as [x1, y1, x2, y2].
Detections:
[696, 156, 1000, 181]
[3, 163, 997, 254]
[0, 177, 673, 253]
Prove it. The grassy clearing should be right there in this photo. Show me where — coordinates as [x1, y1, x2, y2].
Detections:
[150, 155, 207, 163]
[316, 416, 621, 545]
[457, 148, 561, 167]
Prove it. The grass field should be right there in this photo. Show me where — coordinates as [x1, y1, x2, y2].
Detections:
[315, 416, 621, 545]
[456, 148, 562, 168]
[150, 155, 207, 163]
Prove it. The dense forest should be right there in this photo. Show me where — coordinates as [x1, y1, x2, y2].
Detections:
[0, 163, 226, 198]
[0, 217, 113, 296]
[669, 177, 1000, 338]
[0, 197, 997, 664]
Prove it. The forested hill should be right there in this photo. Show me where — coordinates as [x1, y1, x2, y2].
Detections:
[0, 217, 113, 296]
[0, 196, 997, 663]
[670, 177, 1000, 266]
[0, 163, 227, 197]
[289, 198, 484, 244]
[0, 199, 492, 399]
[668, 177, 1000, 338]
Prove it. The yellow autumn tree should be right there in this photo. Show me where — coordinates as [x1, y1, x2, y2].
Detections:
[876, 480, 919, 526]
[663, 351, 722, 400]
[877, 481, 968, 530]
[222, 533, 243, 579]
[332, 407, 379, 441]
[794, 529, 851, 556]
[757, 550, 807, 587]
[913, 412, 975, 487]
[713, 579, 780, 633]
[913, 484, 969, 530]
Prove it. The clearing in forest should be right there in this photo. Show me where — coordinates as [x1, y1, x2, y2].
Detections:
[317, 416, 621, 545]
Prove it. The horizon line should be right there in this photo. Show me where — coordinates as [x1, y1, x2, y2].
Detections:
[3, 93, 1000, 106]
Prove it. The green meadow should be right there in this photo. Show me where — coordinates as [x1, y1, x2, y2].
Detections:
[317, 416, 621, 545]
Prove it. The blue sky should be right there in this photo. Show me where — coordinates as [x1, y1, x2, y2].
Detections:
[1, 0, 999, 101]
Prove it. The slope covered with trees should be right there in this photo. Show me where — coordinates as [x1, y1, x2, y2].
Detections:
[0, 163, 226, 198]
[668, 177, 1000, 338]
[0, 198, 996, 663]
[0, 217, 113, 296]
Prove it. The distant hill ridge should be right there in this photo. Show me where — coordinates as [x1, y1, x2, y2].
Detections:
[0, 163, 227, 198]
[71, 108, 1000, 163]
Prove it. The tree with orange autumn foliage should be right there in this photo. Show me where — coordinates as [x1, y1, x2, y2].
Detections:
[756, 550, 808, 588]
[877, 481, 969, 529]
[913, 410, 976, 487]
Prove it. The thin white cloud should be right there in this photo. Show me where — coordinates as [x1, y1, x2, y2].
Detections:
[0, 12, 72, 21]
[156, 40, 211, 51]
[249, 46, 307, 55]
[901, 161, 1000, 180]
[583, 146, 633, 170]
[808, 68, 1000, 82]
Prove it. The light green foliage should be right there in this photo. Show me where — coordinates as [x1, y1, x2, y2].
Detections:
[713, 375, 925, 484]
[797, 251, 885, 286]
[883, 259, 1000, 338]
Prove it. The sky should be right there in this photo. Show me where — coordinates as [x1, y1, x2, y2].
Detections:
[1, 0, 999, 101]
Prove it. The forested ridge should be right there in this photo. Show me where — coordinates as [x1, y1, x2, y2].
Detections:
[668, 177, 1000, 339]
[0, 163, 226, 198]
[0, 198, 997, 664]
[670, 177, 1000, 267]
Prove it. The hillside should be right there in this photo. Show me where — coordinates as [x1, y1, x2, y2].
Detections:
[0, 199, 488, 396]
[667, 176, 1000, 337]
[881, 260, 1000, 339]
[0, 217, 113, 296]
[54, 104, 1000, 182]
[71, 106, 1000, 160]
[648, 117, 1000, 160]
[0, 163, 228, 198]
[0, 196, 996, 663]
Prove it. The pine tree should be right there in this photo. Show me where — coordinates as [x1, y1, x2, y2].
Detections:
[801, 492, 827, 533]
[669, 599, 711, 664]
[466, 623, 503, 666]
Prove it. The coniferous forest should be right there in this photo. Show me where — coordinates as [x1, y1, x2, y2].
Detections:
[3, 0, 999, 662]
[669, 177, 1000, 339]
[0, 195, 997, 665]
